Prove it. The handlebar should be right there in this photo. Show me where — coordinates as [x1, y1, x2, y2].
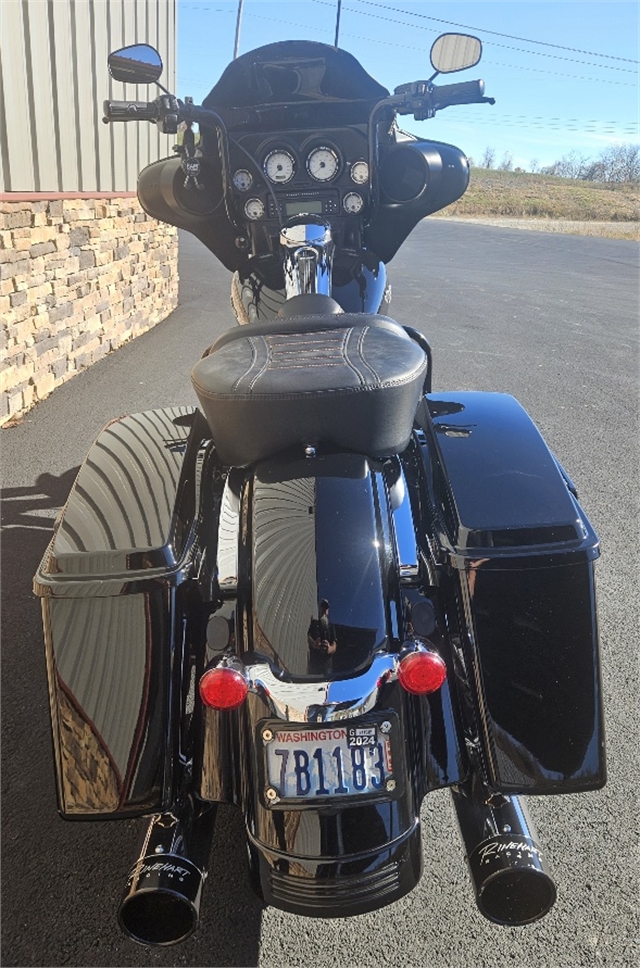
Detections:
[103, 79, 494, 229]
[102, 99, 158, 123]
[390, 78, 494, 120]
[432, 79, 493, 109]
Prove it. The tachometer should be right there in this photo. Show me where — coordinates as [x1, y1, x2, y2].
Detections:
[264, 149, 295, 184]
[307, 146, 339, 182]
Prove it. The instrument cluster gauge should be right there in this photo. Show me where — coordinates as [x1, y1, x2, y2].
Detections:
[350, 160, 369, 185]
[244, 197, 265, 220]
[233, 169, 253, 191]
[306, 146, 340, 182]
[343, 192, 364, 214]
[264, 149, 295, 184]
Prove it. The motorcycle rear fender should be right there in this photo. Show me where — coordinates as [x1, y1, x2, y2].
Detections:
[196, 449, 467, 914]
[33, 407, 212, 818]
[415, 391, 605, 794]
[197, 451, 468, 805]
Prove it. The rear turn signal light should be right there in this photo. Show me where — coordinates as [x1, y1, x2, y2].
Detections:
[199, 667, 248, 710]
[398, 649, 447, 695]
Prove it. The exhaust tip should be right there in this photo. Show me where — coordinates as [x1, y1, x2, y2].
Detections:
[476, 868, 557, 926]
[119, 889, 198, 946]
[119, 852, 205, 947]
[468, 834, 557, 926]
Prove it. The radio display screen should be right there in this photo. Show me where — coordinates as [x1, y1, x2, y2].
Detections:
[285, 200, 324, 216]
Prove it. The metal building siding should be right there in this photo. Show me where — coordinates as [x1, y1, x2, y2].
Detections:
[0, 0, 176, 193]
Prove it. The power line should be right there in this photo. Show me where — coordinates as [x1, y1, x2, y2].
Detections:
[351, 0, 639, 64]
[339, 27, 638, 87]
[431, 110, 637, 134]
[225, 7, 637, 85]
[309, 0, 638, 73]
[443, 117, 637, 135]
[177, 6, 639, 101]
[482, 60, 638, 88]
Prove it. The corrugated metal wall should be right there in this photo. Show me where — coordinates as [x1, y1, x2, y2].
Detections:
[0, 0, 176, 193]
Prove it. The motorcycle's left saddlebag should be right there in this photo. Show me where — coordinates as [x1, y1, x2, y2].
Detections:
[33, 407, 212, 819]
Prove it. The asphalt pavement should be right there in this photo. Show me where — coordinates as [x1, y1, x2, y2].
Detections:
[2, 223, 638, 967]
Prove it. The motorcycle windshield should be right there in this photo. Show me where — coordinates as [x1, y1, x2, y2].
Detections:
[203, 40, 388, 120]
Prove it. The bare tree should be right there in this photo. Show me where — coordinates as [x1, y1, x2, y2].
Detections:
[498, 151, 514, 171]
[480, 146, 496, 169]
[598, 144, 640, 182]
[541, 151, 591, 179]
[539, 144, 639, 183]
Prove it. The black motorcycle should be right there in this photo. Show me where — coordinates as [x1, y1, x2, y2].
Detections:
[34, 33, 605, 947]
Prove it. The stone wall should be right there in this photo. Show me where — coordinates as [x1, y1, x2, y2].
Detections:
[0, 195, 178, 425]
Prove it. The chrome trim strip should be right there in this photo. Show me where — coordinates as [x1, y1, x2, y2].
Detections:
[245, 652, 398, 722]
[391, 465, 420, 581]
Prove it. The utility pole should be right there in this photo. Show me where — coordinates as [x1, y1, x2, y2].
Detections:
[334, 0, 342, 48]
[234, 0, 244, 59]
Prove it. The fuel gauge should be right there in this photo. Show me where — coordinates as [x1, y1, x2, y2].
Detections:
[350, 161, 369, 185]
[343, 192, 364, 214]
[244, 197, 265, 220]
[233, 169, 253, 191]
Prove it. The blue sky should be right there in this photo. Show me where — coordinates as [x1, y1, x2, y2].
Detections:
[175, 1, 639, 170]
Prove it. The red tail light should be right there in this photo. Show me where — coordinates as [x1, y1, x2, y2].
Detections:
[199, 667, 248, 710]
[397, 649, 447, 695]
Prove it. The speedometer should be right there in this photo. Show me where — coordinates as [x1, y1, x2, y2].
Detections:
[306, 146, 339, 182]
[264, 149, 295, 184]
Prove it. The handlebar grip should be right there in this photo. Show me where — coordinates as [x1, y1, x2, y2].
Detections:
[432, 79, 486, 107]
[102, 99, 158, 123]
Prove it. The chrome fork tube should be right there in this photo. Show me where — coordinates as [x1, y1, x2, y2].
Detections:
[280, 220, 334, 298]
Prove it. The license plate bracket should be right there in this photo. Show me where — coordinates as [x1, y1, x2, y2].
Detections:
[258, 713, 404, 808]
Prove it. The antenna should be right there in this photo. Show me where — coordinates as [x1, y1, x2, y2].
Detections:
[234, 0, 245, 59]
[334, 0, 342, 48]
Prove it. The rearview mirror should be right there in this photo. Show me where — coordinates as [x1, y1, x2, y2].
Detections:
[108, 44, 163, 84]
[430, 34, 482, 74]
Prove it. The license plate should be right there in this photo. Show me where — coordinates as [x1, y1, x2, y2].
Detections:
[260, 717, 400, 806]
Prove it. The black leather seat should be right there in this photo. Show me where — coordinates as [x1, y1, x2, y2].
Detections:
[191, 310, 427, 467]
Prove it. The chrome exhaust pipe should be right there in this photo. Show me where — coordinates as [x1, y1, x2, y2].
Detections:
[451, 784, 556, 926]
[119, 800, 216, 946]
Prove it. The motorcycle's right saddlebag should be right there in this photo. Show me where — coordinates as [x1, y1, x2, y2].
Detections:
[416, 391, 605, 795]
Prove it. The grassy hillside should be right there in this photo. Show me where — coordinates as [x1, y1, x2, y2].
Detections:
[438, 167, 639, 224]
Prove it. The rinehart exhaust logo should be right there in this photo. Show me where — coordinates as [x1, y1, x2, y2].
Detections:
[127, 860, 192, 884]
[478, 839, 542, 865]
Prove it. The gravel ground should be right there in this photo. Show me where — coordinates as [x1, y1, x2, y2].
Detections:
[433, 215, 639, 240]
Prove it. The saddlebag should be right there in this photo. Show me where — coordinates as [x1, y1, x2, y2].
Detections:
[34, 407, 211, 818]
[417, 392, 605, 795]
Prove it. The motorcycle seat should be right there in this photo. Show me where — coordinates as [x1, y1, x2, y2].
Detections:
[191, 311, 428, 466]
